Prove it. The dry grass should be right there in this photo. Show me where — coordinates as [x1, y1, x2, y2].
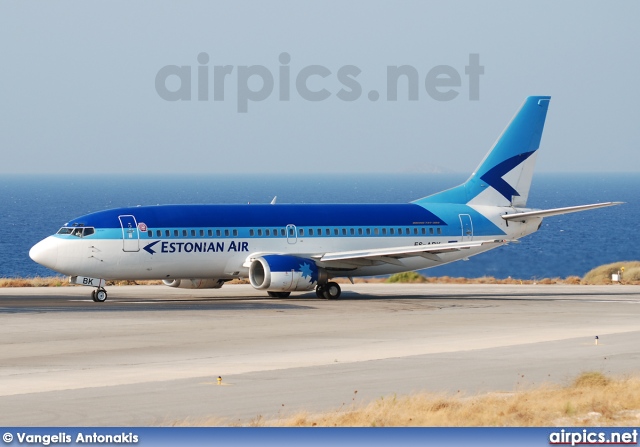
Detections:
[268, 373, 640, 426]
[227, 278, 251, 285]
[381, 273, 587, 285]
[582, 261, 640, 285]
[172, 372, 640, 427]
[0, 276, 71, 287]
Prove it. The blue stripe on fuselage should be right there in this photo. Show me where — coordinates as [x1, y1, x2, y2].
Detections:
[66, 204, 446, 228]
[64, 203, 505, 237]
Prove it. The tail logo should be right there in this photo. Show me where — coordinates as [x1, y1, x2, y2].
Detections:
[479, 151, 535, 202]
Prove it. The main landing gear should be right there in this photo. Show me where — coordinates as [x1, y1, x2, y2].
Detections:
[316, 282, 341, 300]
[91, 288, 108, 303]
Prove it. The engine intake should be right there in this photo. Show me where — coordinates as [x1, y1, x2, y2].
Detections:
[249, 255, 327, 292]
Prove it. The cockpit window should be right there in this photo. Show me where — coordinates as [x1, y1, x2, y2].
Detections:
[57, 227, 95, 237]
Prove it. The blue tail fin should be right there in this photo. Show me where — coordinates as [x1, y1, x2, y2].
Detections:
[414, 96, 551, 207]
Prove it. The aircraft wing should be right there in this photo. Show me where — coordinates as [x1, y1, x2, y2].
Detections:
[313, 239, 508, 267]
[501, 202, 622, 221]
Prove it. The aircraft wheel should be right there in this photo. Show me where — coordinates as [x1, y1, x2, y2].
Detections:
[94, 288, 108, 303]
[323, 282, 341, 300]
[315, 285, 325, 298]
[91, 290, 98, 302]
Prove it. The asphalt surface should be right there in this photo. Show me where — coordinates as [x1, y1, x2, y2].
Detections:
[1, 283, 639, 426]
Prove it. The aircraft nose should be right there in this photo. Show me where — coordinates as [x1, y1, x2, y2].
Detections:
[29, 236, 59, 270]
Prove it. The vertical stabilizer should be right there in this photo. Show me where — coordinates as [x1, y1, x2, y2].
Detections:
[414, 96, 551, 206]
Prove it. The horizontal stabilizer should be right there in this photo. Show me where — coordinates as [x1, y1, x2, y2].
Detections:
[501, 202, 623, 221]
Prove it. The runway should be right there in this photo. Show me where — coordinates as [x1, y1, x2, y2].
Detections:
[1, 283, 639, 426]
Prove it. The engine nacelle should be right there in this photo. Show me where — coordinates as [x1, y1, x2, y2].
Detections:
[249, 255, 327, 292]
[162, 279, 225, 289]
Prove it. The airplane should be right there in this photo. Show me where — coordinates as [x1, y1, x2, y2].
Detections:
[29, 96, 621, 302]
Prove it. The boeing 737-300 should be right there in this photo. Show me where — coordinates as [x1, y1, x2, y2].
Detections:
[29, 96, 621, 302]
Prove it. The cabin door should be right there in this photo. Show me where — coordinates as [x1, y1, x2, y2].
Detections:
[118, 215, 140, 252]
[459, 214, 473, 242]
[286, 224, 297, 244]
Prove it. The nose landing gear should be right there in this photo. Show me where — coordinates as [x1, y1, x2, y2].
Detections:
[69, 276, 109, 303]
[91, 288, 108, 302]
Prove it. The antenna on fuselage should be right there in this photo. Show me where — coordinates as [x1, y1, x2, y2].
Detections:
[270, 196, 277, 204]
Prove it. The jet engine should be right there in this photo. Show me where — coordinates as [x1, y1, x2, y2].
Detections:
[162, 279, 226, 289]
[249, 255, 327, 292]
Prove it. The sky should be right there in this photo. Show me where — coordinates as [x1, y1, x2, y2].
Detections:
[1, 1, 639, 174]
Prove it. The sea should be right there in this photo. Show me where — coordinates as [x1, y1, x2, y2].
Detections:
[1, 173, 637, 280]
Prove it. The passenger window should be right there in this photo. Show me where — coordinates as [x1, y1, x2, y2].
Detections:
[366, 228, 371, 235]
[208, 229, 212, 237]
[334, 229, 339, 236]
[250, 229, 254, 236]
[390, 228, 395, 235]
[182, 230, 187, 237]
[350, 228, 355, 235]
[299, 228, 304, 236]
[147, 230, 152, 237]
[342, 228, 347, 236]
[174, 230, 179, 237]
[225, 229, 230, 237]
[233, 229, 238, 236]
[191, 230, 196, 237]
[216, 230, 221, 237]
[200, 229, 204, 237]
[258, 229, 263, 236]
[382, 228, 387, 235]
[266, 229, 270, 236]
[429, 228, 434, 235]
[156, 230, 161, 237]
[358, 228, 363, 235]
[326, 228, 330, 235]
[288, 228, 294, 236]
[437, 228, 442, 235]
[421, 228, 426, 235]
[166, 230, 170, 237]
[281, 229, 286, 236]
[374, 228, 379, 235]
[414, 228, 418, 235]
[398, 228, 403, 235]
[309, 229, 314, 236]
